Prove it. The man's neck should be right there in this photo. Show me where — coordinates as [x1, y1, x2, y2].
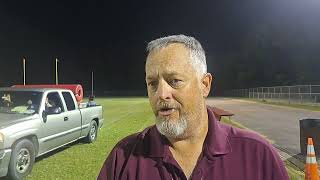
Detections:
[169, 123, 208, 151]
[168, 110, 209, 150]
[167, 110, 209, 178]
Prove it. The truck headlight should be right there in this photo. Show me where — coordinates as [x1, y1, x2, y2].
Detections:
[0, 132, 4, 143]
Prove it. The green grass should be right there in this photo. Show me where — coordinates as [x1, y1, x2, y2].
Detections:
[27, 98, 154, 180]
[284, 160, 305, 180]
[26, 97, 304, 179]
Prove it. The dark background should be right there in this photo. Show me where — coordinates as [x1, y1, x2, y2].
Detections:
[1, 0, 319, 95]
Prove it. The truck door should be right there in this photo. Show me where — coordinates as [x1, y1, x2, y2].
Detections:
[61, 91, 82, 142]
[40, 92, 71, 152]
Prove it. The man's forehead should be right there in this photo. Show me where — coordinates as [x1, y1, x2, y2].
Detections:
[146, 44, 191, 68]
[146, 71, 182, 79]
[145, 43, 196, 78]
[145, 58, 193, 77]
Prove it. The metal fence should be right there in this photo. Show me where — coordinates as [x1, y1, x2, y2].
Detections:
[225, 85, 320, 105]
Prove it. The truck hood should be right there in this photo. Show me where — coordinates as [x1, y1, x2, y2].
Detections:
[0, 113, 38, 129]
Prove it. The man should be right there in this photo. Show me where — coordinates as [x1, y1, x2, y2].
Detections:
[2, 93, 12, 107]
[87, 95, 97, 107]
[27, 100, 35, 109]
[45, 97, 55, 109]
[98, 35, 289, 180]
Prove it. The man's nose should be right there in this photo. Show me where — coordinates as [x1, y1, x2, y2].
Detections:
[156, 80, 173, 100]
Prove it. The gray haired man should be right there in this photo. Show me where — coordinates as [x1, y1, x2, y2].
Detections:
[98, 35, 289, 180]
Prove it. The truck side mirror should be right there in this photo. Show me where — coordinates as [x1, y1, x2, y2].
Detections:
[42, 107, 62, 123]
[42, 110, 48, 123]
[50, 107, 62, 114]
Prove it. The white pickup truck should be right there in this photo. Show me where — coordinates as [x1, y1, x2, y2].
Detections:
[0, 87, 103, 180]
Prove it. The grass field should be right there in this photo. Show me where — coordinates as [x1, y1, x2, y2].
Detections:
[26, 98, 154, 180]
[25, 97, 304, 179]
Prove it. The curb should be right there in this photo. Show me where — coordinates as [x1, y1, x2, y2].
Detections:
[274, 145, 305, 171]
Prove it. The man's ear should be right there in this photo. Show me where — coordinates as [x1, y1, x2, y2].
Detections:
[201, 73, 213, 98]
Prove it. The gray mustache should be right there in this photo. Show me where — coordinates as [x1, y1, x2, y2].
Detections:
[157, 102, 180, 110]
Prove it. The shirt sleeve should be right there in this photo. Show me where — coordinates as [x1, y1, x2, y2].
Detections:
[97, 148, 118, 180]
[97, 134, 139, 180]
[263, 144, 290, 180]
[98, 146, 130, 180]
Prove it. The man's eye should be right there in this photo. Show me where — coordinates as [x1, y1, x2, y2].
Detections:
[148, 81, 155, 86]
[170, 79, 183, 86]
[148, 81, 158, 89]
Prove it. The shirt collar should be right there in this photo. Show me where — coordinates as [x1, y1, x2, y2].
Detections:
[143, 107, 232, 158]
[204, 107, 232, 159]
[141, 126, 169, 158]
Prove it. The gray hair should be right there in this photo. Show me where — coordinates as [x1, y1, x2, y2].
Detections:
[146, 34, 207, 77]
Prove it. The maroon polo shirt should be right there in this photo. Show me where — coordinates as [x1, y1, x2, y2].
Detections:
[98, 108, 289, 180]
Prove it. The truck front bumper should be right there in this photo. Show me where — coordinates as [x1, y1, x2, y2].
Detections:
[0, 149, 11, 177]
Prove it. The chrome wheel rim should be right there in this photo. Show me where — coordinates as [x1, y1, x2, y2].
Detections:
[90, 124, 96, 140]
[16, 148, 31, 174]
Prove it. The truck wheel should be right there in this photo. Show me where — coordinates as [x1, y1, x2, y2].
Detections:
[84, 120, 98, 143]
[7, 139, 35, 180]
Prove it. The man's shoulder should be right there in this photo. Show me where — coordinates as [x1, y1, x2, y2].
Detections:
[111, 125, 156, 155]
[219, 122, 273, 149]
[218, 123, 289, 179]
[98, 125, 159, 179]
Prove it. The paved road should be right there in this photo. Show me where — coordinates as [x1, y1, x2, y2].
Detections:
[207, 98, 320, 155]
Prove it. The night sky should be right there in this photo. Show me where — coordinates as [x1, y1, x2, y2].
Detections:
[1, 0, 320, 95]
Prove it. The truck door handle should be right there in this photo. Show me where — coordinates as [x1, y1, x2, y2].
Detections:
[64, 117, 69, 121]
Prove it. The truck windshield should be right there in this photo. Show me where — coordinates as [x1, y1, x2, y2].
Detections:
[0, 90, 43, 115]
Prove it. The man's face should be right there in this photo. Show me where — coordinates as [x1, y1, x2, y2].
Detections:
[145, 43, 209, 139]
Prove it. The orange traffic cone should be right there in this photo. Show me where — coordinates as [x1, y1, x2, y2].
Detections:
[305, 138, 320, 180]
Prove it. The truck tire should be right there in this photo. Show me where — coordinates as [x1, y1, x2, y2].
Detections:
[84, 120, 98, 143]
[7, 139, 35, 180]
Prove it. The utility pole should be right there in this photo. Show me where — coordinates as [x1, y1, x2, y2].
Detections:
[55, 58, 59, 85]
[23, 57, 26, 85]
[91, 71, 94, 96]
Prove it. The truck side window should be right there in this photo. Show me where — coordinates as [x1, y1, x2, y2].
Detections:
[46, 92, 65, 112]
[62, 92, 76, 111]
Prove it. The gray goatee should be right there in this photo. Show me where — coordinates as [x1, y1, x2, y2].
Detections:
[156, 115, 188, 138]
